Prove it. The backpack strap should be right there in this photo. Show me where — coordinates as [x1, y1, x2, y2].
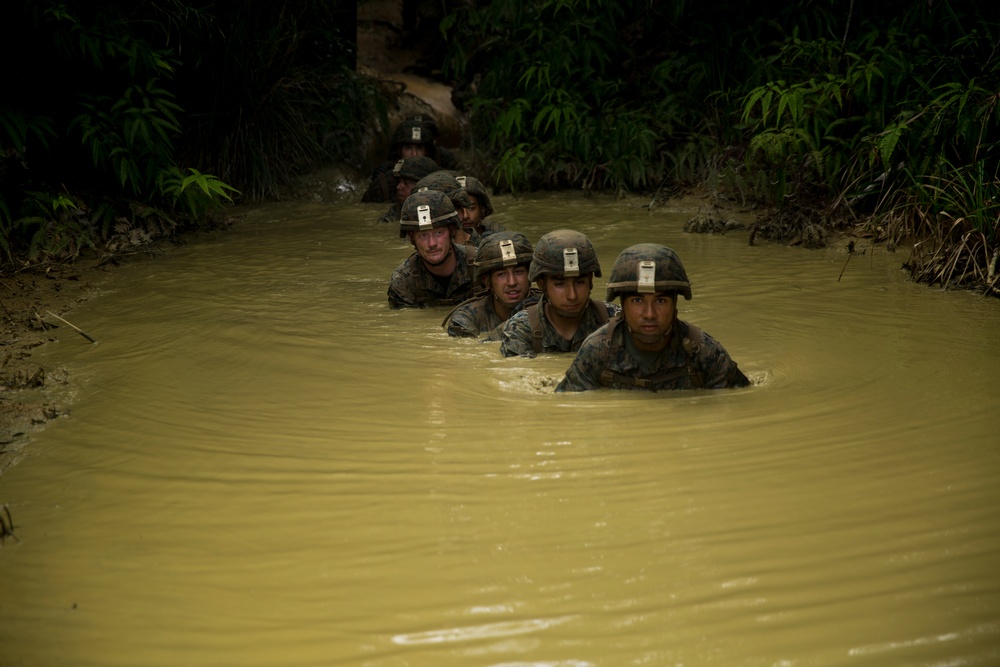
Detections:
[406, 254, 428, 303]
[681, 323, 705, 388]
[592, 299, 610, 324]
[380, 172, 395, 202]
[440, 291, 489, 329]
[526, 304, 544, 353]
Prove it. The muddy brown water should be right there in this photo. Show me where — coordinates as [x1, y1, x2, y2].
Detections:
[2, 193, 999, 666]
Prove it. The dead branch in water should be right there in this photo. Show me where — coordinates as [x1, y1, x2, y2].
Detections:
[45, 311, 97, 344]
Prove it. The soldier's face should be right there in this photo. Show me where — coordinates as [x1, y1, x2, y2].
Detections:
[400, 144, 427, 158]
[541, 274, 592, 318]
[489, 266, 530, 307]
[622, 292, 675, 349]
[462, 200, 482, 226]
[411, 227, 453, 266]
[396, 178, 418, 203]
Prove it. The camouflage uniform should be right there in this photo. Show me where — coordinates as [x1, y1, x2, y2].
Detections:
[375, 156, 440, 224]
[414, 171, 474, 210]
[456, 175, 506, 238]
[556, 242, 749, 391]
[443, 231, 538, 337]
[444, 288, 542, 338]
[387, 243, 477, 308]
[377, 202, 402, 225]
[479, 218, 507, 237]
[362, 116, 459, 203]
[555, 316, 749, 391]
[387, 189, 476, 309]
[499, 228, 617, 357]
[498, 295, 620, 357]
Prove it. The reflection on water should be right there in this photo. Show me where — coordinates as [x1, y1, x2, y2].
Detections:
[2, 194, 999, 667]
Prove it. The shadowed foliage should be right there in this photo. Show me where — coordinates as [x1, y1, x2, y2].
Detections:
[1, 0, 376, 266]
[442, 0, 998, 295]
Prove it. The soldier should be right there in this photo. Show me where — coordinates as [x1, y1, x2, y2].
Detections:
[556, 243, 750, 392]
[376, 156, 441, 224]
[499, 229, 620, 357]
[412, 171, 479, 247]
[387, 189, 477, 309]
[456, 175, 507, 239]
[362, 115, 460, 203]
[441, 231, 542, 338]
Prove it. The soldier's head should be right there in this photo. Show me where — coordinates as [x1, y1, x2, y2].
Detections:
[399, 190, 460, 267]
[413, 171, 475, 227]
[393, 156, 441, 204]
[455, 175, 493, 226]
[390, 116, 438, 159]
[530, 229, 602, 319]
[606, 243, 692, 347]
[474, 232, 533, 309]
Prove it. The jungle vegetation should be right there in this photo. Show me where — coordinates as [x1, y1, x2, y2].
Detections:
[1, 0, 375, 266]
[1, 0, 997, 297]
[442, 0, 999, 295]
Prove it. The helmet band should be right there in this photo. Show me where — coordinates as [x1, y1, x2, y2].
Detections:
[456, 176, 467, 187]
[410, 127, 423, 142]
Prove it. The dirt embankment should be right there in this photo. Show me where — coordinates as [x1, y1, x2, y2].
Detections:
[1, 260, 113, 469]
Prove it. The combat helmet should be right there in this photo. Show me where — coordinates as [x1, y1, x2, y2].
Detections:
[393, 156, 440, 182]
[455, 175, 494, 218]
[398, 189, 460, 238]
[474, 231, 533, 282]
[528, 229, 602, 282]
[390, 117, 437, 150]
[605, 243, 692, 301]
[414, 171, 474, 210]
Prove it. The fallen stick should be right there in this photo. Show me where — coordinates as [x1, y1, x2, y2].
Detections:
[46, 310, 97, 344]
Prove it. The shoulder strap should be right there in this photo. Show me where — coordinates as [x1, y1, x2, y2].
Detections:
[526, 304, 543, 353]
[375, 171, 394, 202]
[462, 243, 477, 263]
[681, 323, 705, 388]
[592, 300, 610, 324]
[597, 316, 622, 388]
[407, 254, 427, 302]
[440, 291, 489, 328]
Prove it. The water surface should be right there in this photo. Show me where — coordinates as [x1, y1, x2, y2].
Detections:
[2, 193, 998, 667]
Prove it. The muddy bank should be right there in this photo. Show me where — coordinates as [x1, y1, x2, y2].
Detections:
[0, 260, 112, 469]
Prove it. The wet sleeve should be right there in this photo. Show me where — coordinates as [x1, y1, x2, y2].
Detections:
[445, 306, 478, 337]
[361, 166, 394, 203]
[387, 265, 420, 309]
[481, 321, 504, 342]
[377, 204, 398, 225]
[498, 312, 536, 358]
[699, 333, 750, 389]
[555, 340, 604, 392]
